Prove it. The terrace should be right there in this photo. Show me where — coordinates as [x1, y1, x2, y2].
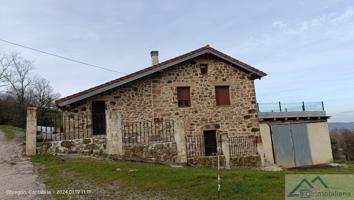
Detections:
[257, 101, 329, 121]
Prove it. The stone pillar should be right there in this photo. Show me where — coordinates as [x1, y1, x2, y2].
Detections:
[220, 133, 230, 169]
[256, 135, 265, 166]
[26, 107, 37, 156]
[174, 118, 187, 164]
[106, 109, 124, 156]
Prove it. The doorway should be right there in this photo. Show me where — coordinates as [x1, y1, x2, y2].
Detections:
[271, 123, 312, 168]
[204, 130, 217, 156]
[91, 101, 106, 135]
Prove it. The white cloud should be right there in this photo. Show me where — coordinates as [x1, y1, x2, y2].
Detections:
[272, 21, 287, 29]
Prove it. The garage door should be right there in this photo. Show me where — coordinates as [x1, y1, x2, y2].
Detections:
[271, 123, 313, 168]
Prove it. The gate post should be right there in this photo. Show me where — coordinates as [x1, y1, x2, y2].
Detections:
[220, 132, 230, 169]
[26, 107, 37, 156]
[174, 118, 187, 164]
[106, 109, 124, 156]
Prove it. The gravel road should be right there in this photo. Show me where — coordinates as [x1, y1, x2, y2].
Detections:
[0, 130, 50, 200]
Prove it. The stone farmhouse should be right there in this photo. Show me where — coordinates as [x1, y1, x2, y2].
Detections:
[33, 45, 333, 168]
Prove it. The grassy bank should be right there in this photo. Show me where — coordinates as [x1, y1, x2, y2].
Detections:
[31, 155, 354, 200]
[0, 124, 24, 139]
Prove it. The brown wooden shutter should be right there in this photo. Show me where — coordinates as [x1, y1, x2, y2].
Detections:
[177, 87, 190, 100]
[215, 86, 230, 106]
[177, 87, 191, 107]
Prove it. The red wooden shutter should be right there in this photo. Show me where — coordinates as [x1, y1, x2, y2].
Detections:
[215, 86, 230, 106]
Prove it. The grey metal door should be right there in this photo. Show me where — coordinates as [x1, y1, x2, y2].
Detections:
[271, 123, 312, 168]
[271, 124, 295, 168]
[290, 123, 312, 166]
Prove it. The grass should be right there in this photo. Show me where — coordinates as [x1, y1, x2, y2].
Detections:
[0, 124, 24, 140]
[31, 154, 354, 200]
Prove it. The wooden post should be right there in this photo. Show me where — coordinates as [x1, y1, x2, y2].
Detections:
[26, 107, 37, 156]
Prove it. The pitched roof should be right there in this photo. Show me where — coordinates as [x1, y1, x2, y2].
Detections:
[56, 45, 266, 107]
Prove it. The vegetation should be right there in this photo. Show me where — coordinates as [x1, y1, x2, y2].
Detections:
[0, 51, 60, 128]
[31, 154, 354, 200]
[330, 128, 354, 160]
[0, 124, 24, 139]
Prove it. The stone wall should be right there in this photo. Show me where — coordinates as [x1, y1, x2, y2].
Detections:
[123, 142, 178, 164]
[63, 54, 260, 139]
[187, 156, 226, 167]
[37, 135, 106, 155]
[56, 54, 261, 166]
[230, 156, 261, 167]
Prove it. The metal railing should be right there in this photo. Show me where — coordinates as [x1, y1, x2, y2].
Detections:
[186, 135, 205, 158]
[122, 119, 175, 145]
[37, 112, 105, 142]
[257, 101, 325, 113]
[229, 136, 258, 158]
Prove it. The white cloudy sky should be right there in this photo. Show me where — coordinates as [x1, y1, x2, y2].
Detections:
[0, 0, 353, 122]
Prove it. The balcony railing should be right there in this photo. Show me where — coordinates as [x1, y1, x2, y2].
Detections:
[257, 101, 325, 113]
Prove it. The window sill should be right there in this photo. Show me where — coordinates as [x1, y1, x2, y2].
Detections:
[216, 105, 232, 107]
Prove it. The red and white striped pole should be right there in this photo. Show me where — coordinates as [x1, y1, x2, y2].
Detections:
[217, 133, 222, 200]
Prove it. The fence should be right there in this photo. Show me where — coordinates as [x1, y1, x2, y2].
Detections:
[229, 136, 258, 158]
[122, 119, 175, 145]
[257, 101, 325, 113]
[186, 134, 258, 159]
[37, 111, 104, 142]
[186, 135, 205, 158]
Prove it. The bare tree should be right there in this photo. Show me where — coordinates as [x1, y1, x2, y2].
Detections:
[4, 53, 34, 116]
[330, 128, 354, 160]
[28, 77, 60, 109]
[0, 52, 11, 88]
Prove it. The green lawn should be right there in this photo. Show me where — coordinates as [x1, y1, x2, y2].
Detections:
[31, 155, 354, 200]
[0, 124, 24, 140]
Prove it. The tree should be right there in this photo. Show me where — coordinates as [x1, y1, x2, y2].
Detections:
[0, 51, 60, 127]
[0, 52, 10, 88]
[3, 53, 34, 126]
[330, 128, 354, 160]
[28, 77, 60, 109]
[4, 53, 34, 111]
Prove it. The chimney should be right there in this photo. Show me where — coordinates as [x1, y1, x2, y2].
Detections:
[150, 50, 159, 65]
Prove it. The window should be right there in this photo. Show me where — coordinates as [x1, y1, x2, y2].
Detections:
[215, 86, 230, 106]
[204, 130, 217, 156]
[200, 64, 208, 75]
[177, 87, 191, 107]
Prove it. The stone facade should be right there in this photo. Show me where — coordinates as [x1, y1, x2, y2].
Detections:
[63, 55, 259, 138]
[37, 135, 106, 155]
[57, 54, 261, 167]
[123, 142, 178, 164]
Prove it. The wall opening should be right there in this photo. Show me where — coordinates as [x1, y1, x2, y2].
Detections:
[204, 130, 217, 156]
[92, 101, 106, 135]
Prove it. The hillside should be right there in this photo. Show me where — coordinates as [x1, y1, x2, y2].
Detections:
[328, 122, 354, 130]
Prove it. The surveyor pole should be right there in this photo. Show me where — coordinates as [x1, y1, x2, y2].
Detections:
[217, 133, 222, 200]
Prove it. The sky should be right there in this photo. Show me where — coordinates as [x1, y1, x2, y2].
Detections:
[0, 0, 353, 122]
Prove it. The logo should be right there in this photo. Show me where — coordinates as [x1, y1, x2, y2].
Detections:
[285, 175, 354, 200]
[288, 176, 328, 198]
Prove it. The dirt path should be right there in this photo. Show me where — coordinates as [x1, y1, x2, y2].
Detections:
[0, 130, 50, 200]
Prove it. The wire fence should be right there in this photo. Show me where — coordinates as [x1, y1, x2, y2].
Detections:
[122, 119, 175, 145]
[257, 101, 324, 113]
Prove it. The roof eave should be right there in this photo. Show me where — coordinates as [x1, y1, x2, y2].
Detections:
[57, 48, 266, 107]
